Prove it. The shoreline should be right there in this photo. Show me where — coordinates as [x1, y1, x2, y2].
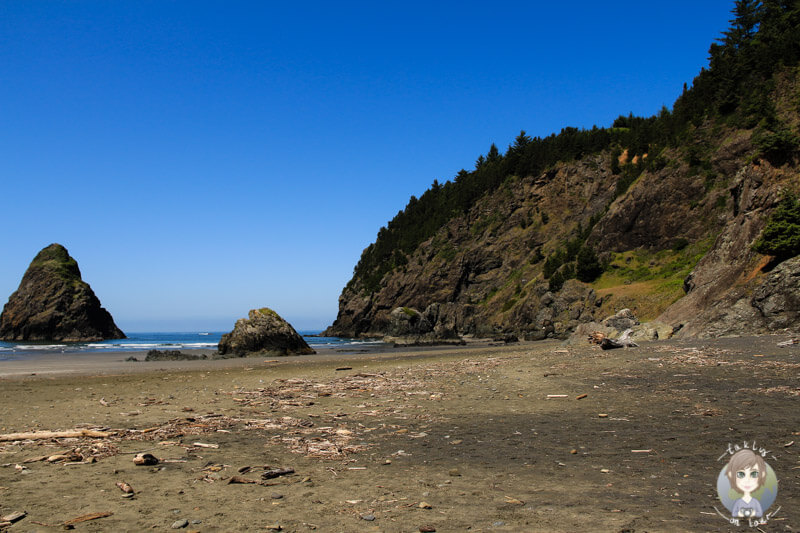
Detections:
[0, 339, 518, 380]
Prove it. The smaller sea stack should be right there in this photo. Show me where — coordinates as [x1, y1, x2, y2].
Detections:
[218, 307, 315, 357]
[0, 244, 125, 342]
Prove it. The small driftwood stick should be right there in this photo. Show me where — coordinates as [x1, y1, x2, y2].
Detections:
[228, 475, 258, 484]
[63, 511, 113, 526]
[0, 429, 112, 442]
[261, 467, 295, 480]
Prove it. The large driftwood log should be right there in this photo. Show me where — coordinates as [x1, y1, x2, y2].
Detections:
[592, 329, 639, 350]
[0, 429, 113, 442]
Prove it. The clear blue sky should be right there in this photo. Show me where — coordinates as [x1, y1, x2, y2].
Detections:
[0, 1, 733, 332]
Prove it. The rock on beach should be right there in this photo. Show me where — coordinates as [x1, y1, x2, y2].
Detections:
[218, 307, 315, 357]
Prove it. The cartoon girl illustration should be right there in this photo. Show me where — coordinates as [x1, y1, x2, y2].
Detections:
[725, 449, 767, 518]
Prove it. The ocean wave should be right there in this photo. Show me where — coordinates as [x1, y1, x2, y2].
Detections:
[175, 343, 218, 349]
[13, 344, 70, 351]
[308, 338, 387, 348]
[87, 342, 218, 350]
[0, 332, 388, 357]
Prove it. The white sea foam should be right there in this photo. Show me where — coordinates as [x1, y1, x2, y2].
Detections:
[0, 332, 386, 357]
[14, 344, 67, 351]
[181, 343, 217, 348]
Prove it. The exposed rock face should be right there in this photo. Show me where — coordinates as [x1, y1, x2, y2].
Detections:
[324, 156, 617, 340]
[326, 73, 800, 341]
[751, 256, 800, 329]
[664, 254, 800, 337]
[602, 308, 639, 332]
[387, 307, 432, 337]
[218, 308, 315, 357]
[657, 162, 800, 337]
[0, 244, 125, 342]
[382, 305, 466, 346]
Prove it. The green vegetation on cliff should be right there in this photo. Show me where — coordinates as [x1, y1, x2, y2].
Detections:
[30, 243, 82, 282]
[348, 1, 800, 297]
[753, 193, 800, 259]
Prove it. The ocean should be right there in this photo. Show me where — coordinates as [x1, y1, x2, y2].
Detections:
[0, 331, 385, 361]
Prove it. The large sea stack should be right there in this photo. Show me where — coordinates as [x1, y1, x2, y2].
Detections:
[0, 244, 125, 342]
[218, 307, 315, 357]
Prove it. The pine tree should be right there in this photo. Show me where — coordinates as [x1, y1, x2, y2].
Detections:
[487, 143, 501, 163]
[576, 246, 603, 282]
[753, 194, 800, 260]
[723, 0, 763, 48]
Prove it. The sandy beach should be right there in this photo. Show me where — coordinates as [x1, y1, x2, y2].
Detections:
[0, 336, 798, 532]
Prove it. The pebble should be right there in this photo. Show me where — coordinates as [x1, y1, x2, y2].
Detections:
[419, 527, 436, 533]
[271, 493, 284, 499]
[171, 518, 189, 529]
[448, 468, 461, 476]
[418, 502, 432, 509]
[360, 514, 376, 521]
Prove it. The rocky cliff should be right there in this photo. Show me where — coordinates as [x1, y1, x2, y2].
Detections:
[326, 69, 800, 340]
[0, 244, 125, 342]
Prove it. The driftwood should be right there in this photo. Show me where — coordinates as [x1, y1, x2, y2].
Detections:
[588, 331, 607, 345]
[0, 429, 112, 442]
[261, 467, 295, 480]
[227, 475, 258, 484]
[1, 511, 26, 524]
[63, 512, 113, 526]
[600, 338, 628, 350]
[591, 330, 639, 350]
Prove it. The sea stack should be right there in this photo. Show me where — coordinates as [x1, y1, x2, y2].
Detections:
[0, 244, 125, 342]
[218, 307, 315, 357]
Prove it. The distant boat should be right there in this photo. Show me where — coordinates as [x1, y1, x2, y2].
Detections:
[199, 332, 210, 336]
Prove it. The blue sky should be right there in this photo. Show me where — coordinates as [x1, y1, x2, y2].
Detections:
[0, 1, 734, 332]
